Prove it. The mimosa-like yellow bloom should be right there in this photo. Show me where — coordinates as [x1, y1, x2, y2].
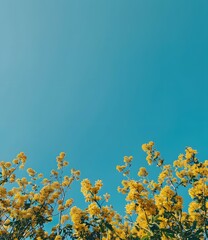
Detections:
[123, 156, 133, 163]
[12, 159, 19, 164]
[0, 142, 207, 239]
[61, 215, 69, 224]
[103, 193, 110, 202]
[116, 165, 126, 172]
[87, 202, 100, 216]
[65, 198, 73, 207]
[27, 168, 36, 177]
[138, 167, 148, 177]
[4, 162, 12, 168]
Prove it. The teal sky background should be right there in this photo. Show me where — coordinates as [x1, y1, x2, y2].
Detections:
[0, 1, 208, 214]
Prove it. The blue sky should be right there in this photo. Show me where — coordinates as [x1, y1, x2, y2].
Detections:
[0, 1, 208, 213]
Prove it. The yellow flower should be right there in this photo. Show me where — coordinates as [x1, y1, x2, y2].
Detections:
[38, 173, 43, 178]
[4, 219, 10, 225]
[12, 159, 19, 164]
[51, 169, 59, 176]
[141, 143, 149, 151]
[19, 164, 24, 169]
[125, 202, 135, 215]
[42, 178, 50, 185]
[189, 201, 201, 214]
[146, 155, 152, 165]
[154, 151, 160, 158]
[123, 156, 133, 163]
[141, 141, 154, 151]
[87, 202, 100, 216]
[16, 152, 27, 166]
[143, 179, 148, 184]
[5, 162, 12, 168]
[27, 168, 36, 176]
[61, 215, 69, 224]
[65, 198, 73, 207]
[10, 174, 16, 183]
[70, 206, 83, 224]
[71, 169, 80, 177]
[60, 152, 65, 158]
[160, 186, 175, 198]
[63, 161, 69, 166]
[58, 205, 65, 211]
[103, 193, 110, 202]
[55, 236, 62, 240]
[0, 186, 7, 198]
[57, 199, 63, 204]
[116, 165, 126, 172]
[51, 181, 60, 189]
[123, 170, 130, 176]
[138, 167, 148, 177]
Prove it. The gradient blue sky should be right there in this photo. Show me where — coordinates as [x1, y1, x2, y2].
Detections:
[0, 1, 208, 212]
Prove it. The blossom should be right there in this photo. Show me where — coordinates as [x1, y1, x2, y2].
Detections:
[138, 167, 148, 177]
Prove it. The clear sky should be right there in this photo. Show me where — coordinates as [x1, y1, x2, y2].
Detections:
[0, 1, 208, 213]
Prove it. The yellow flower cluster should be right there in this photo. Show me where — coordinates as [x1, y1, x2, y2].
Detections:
[0, 151, 80, 239]
[0, 142, 207, 239]
[115, 142, 208, 239]
[81, 178, 103, 202]
[138, 167, 148, 177]
[141, 141, 161, 166]
[116, 155, 133, 176]
[56, 152, 67, 169]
